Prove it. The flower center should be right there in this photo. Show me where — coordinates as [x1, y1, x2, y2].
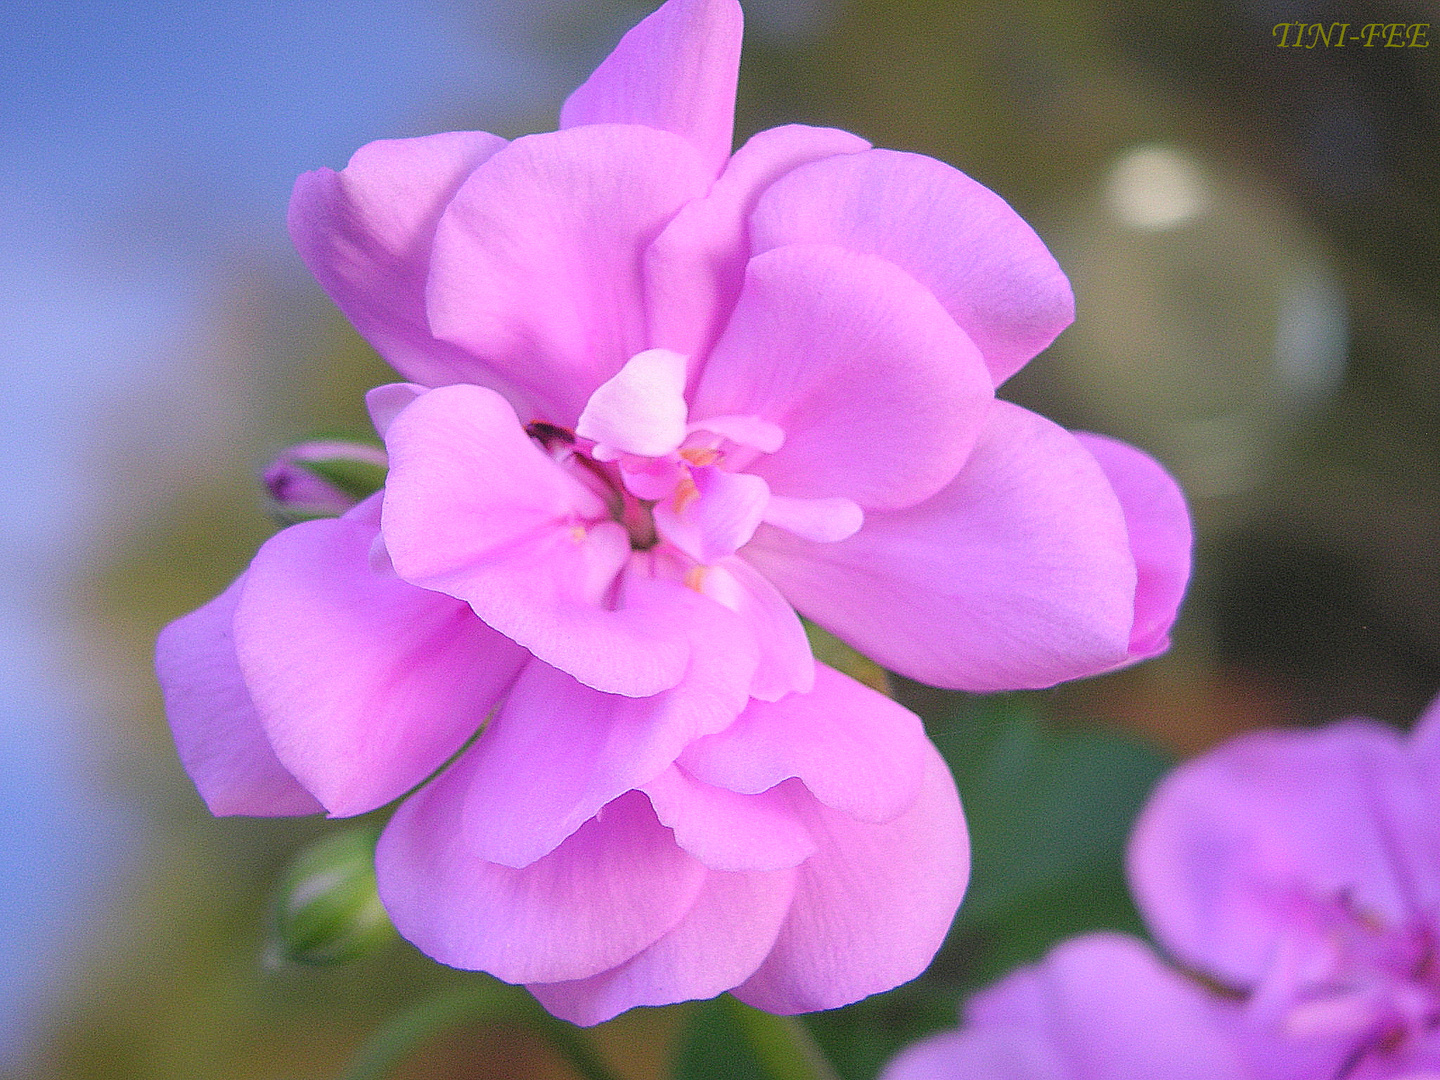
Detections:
[1270, 893, 1440, 1068]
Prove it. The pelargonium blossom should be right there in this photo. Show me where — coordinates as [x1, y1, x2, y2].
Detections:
[155, 0, 1191, 1023]
[1130, 695, 1440, 1079]
[880, 697, 1440, 1079]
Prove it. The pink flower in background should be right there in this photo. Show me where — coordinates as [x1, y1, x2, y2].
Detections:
[879, 933, 1253, 1080]
[880, 698, 1440, 1079]
[1129, 696, 1440, 1079]
[155, 0, 1191, 1022]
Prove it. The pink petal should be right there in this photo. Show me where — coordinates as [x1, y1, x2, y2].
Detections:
[749, 149, 1074, 386]
[376, 782, 708, 984]
[745, 401, 1136, 692]
[154, 575, 322, 817]
[880, 1030, 1063, 1080]
[645, 123, 870, 362]
[577, 348, 690, 459]
[288, 131, 509, 389]
[642, 769, 817, 872]
[693, 244, 993, 511]
[653, 466, 770, 565]
[425, 126, 712, 426]
[679, 663, 929, 825]
[1406, 692, 1440, 779]
[956, 933, 1254, 1080]
[696, 555, 814, 702]
[365, 382, 426, 438]
[1075, 433, 1192, 661]
[232, 517, 528, 818]
[731, 742, 968, 1014]
[688, 413, 785, 454]
[760, 494, 863, 544]
[559, 0, 743, 180]
[382, 383, 698, 697]
[530, 865, 797, 1026]
[1127, 720, 1440, 991]
[457, 591, 757, 869]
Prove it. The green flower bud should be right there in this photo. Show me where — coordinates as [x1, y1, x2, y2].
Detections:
[264, 439, 388, 523]
[270, 826, 396, 966]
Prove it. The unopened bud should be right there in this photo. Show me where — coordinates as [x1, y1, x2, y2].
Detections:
[270, 826, 395, 966]
[264, 440, 387, 522]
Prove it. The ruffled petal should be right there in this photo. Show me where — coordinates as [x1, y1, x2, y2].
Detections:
[382, 383, 698, 697]
[692, 243, 993, 511]
[529, 865, 797, 1027]
[1405, 692, 1440, 779]
[749, 149, 1074, 386]
[365, 382, 426, 438]
[425, 125, 712, 425]
[577, 348, 690, 459]
[696, 555, 814, 702]
[653, 466, 770, 565]
[761, 495, 863, 544]
[679, 662, 927, 822]
[880, 1029, 1063, 1080]
[642, 769, 817, 872]
[154, 575, 322, 817]
[959, 933, 1254, 1080]
[645, 123, 870, 361]
[731, 743, 968, 1014]
[559, 0, 743, 180]
[456, 590, 757, 869]
[746, 401, 1136, 691]
[288, 131, 509, 389]
[1127, 721, 1440, 991]
[377, 783, 707, 984]
[1075, 433, 1192, 662]
[233, 517, 527, 817]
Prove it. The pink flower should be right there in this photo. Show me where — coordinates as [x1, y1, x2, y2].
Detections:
[289, 0, 1191, 701]
[1129, 696, 1440, 1078]
[157, 498, 968, 1021]
[880, 933, 1253, 1080]
[155, 0, 1191, 1023]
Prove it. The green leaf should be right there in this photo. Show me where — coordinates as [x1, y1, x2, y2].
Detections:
[675, 997, 841, 1080]
[929, 695, 1171, 927]
[340, 981, 622, 1080]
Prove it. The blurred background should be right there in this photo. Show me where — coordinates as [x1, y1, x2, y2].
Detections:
[1, 0, 1436, 1077]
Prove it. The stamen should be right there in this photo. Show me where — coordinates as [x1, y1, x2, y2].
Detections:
[684, 565, 708, 592]
[673, 471, 701, 513]
[680, 446, 721, 467]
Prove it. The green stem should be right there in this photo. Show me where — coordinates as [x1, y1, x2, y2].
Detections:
[723, 997, 843, 1080]
[340, 983, 624, 1080]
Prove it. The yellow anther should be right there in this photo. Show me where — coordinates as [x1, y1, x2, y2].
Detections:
[568, 525, 587, 544]
[680, 446, 721, 467]
[673, 472, 701, 513]
[684, 565, 708, 593]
